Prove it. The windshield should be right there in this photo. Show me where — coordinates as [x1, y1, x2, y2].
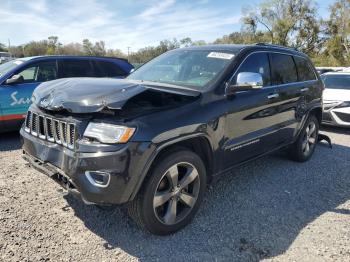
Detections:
[127, 50, 235, 89]
[0, 59, 23, 77]
[322, 75, 350, 90]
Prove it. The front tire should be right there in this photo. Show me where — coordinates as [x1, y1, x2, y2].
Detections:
[127, 150, 207, 235]
[288, 115, 319, 162]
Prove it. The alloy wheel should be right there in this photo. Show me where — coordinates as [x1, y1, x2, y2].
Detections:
[302, 121, 317, 155]
[153, 162, 200, 225]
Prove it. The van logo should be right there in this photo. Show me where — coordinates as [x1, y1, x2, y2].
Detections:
[10, 91, 31, 106]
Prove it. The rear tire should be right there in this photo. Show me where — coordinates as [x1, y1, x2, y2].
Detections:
[127, 150, 207, 235]
[288, 115, 319, 162]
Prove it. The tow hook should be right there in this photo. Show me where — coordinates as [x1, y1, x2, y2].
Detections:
[318, 133, 332, 148]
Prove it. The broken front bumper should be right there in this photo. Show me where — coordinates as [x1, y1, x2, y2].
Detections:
[21, 128, 154, 205]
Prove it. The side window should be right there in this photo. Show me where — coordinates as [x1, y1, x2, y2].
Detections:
[93, 61, 126, 77]
[270, 53, 298, 84]
[17, 61, 57, 83]
[294, 56, 316, 81]
[61, 60, 95, 78]
[234, 53, 271, 86]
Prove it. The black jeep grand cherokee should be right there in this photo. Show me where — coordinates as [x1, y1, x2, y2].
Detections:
[21, 44, 323, 235]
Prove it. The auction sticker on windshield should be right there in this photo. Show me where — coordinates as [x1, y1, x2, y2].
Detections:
[207, 52, 235, 60]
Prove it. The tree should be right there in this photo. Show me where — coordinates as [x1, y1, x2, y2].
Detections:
[242, 0, 319, 49]
[214, 31, 270, 44]
[8, 46, 24, 58]
[323, 0, 350, 64]
[23, 40, 49, 56]
[0, 43, 7, 52]
[47, 36, 60, 55]
[82, 39, 94, 55]
[82, 39, 107, 56]
[60, 43, 85, 56]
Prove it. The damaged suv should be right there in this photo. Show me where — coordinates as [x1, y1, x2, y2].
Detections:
[21, 44, 323, 235]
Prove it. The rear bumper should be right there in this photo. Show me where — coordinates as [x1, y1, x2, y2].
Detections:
[21, 128, 154, 205]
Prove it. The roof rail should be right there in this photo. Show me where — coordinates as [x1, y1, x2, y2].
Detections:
[30, 55, 130, 63]
[255, 43, 298, 51]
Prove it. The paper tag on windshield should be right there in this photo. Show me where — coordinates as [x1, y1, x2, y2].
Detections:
[14, 60, 23, 65]
[207, 52, 234, 60]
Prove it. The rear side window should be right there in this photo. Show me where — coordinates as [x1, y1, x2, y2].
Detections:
[17, 61, 57, 83]
[234, 52, 271, 86]
[93, 61, 126, 77]
[270, 53, 298, 84]
[294, 57, 316, 81]
[60, 60, 95, 78]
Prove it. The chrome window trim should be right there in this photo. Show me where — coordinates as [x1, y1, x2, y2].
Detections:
[228, 50, 318, 89]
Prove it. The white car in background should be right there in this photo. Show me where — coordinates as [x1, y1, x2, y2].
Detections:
[321, 72, 350, 127]
[0, 52, 12, 64]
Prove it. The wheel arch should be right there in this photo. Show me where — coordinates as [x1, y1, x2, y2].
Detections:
[309, 106, 322, 125]
[129, 134, 215, 201]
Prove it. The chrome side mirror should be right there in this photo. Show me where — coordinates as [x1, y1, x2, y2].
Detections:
[236, 72, 263, 89]
[226, 72, 263, 95]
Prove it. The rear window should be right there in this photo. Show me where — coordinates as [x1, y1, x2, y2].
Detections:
[270, 53, 298, 84]
[294, 57, 316, 81]
[322, 75, 350, 90]
[93, 61, 126, 77]
[60, 60, 95, 78]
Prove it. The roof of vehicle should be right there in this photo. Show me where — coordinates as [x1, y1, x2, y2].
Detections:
[15, 55, 130, 63]
[180, 43, 306, 56]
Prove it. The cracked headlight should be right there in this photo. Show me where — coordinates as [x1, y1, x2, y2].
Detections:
[84, 123, 135, 144]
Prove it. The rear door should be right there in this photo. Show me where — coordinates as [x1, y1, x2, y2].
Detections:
[269, 53, 303, 141]
[1, 60, 57, 130]
[293, 56, 320, 119]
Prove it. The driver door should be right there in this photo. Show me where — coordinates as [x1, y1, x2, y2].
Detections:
[223, 52, 285, 168]
[1, 60, 57, 130]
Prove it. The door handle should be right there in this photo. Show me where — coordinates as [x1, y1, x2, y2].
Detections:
[267, 93, 279, 99]
[301, 87, 309, 92]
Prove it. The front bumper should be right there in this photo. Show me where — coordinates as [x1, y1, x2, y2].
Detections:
[323, 104, 350, 127]
[21, 128, 154, 205]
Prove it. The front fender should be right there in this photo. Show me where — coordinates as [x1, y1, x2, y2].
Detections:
[128, 132, 213, 201]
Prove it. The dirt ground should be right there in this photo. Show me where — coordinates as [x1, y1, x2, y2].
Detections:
[0, 126, 349, 262]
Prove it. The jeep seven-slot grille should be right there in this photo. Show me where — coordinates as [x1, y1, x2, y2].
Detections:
[25, 111, 76, 149]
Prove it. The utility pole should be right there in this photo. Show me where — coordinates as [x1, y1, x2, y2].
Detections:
[127, 46, 130, 60]
[8, 39, 11, 57]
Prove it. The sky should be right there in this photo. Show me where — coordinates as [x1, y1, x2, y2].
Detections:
[0, 0, 336, 53]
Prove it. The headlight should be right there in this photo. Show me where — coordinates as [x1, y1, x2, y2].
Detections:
[336, 101, 350, 108]
[84, 123, 135, 144]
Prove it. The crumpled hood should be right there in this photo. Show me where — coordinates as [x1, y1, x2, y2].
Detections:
[33, 78, 200, 113]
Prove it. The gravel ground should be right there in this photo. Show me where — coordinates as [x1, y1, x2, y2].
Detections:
[0, 126, 349, 262]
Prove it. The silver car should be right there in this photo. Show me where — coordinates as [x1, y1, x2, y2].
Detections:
[321, 72, 350, 127]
